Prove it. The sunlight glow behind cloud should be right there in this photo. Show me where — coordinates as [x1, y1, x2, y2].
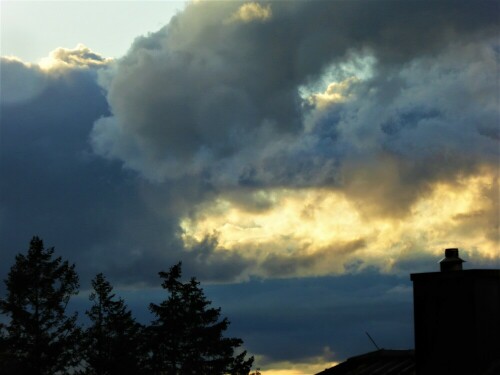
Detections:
[253, 346, 338, 375]
[228, 2, 272, 24]
[181, 168, 499, 278]
[39, 44, 112, 71]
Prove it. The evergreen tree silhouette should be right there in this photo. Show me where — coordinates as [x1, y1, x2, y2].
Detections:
[83, 273, 144, 375]
[147, 262, 253, 374]
[0, 236, 81, 375]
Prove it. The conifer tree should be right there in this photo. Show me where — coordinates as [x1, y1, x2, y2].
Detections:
[0, 236, 81, 375]
[83, 273, 144, 375]
[147, 262, 254, 375]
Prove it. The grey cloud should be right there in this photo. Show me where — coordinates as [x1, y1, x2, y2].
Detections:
[206, 273, 414, 363]
[0, 58, 253, 291]
[90, 0, 498, 219]
[3, 1, 498, 290]
[261, 239, 366, 278]
[92, 1, 304, 181]
[0, 58, 47, 104]
[333, 39, 499, 217]
[182, 234, 257, 283]
[1, 58, 129, 284]
[68, 270, 415, 365]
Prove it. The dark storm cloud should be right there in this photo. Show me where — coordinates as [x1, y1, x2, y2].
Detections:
[0, 57, 254, 289]
[1, 58, 48, 104]
[336, 38, 499, 217]
[91, 0, 498, 219]
[203, 272, 414, 364]
[0, 57, 137, 283]
[65, 269, 414, 366]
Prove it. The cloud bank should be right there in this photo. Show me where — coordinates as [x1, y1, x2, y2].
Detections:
[2, 0, 497, 288]
[88, 0, 498, 278]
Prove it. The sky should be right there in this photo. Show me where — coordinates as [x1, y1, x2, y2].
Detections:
[1, 0, 499, 374]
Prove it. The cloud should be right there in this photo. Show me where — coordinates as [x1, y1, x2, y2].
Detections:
[0, 56, 123, 283]
[68, 270, 414, 368]
[228, 2, 272, 23]
[260, 239, 366, 278]
[334, 39, 499, 217]
[39, 44, 112, 71]
[1, 45, 111, 105]
[89, 0, 498, 276]
[0, 54, 259, 288]
[0, 57, 47, 104]
[253, 347, 337, 375]
[212, 273, 414, 366]
[305, 77, 360, 109]
[91, 1, 304, 183]
[90, 1, 498, 198]
[3, 1, 498, 289]
[179, 172, 499, 278]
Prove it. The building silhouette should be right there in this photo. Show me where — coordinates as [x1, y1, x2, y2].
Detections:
[316, 249, 500, 375]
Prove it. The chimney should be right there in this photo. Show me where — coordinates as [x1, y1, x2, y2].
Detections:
[439, 248, 464, 272]
[410, 249, 500, 375]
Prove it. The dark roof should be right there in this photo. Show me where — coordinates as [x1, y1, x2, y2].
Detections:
[410, 269, 500, 281]
[315, 349, 415, 375]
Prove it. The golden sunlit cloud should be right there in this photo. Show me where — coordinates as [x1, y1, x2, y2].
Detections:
[253, 347, 338, 375]
[228, 2, 272, 23]
[39, 44, 112, 71]
[299, 52, 376, 107]
[181, 167, 499, 278]
[2, 55, 29, 64]
[306, 77, 360, 109]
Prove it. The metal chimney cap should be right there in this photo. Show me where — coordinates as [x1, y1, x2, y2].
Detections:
[439, 248, 465, 271]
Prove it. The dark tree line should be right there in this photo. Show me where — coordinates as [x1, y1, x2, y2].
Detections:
[0, 237, 254, 375]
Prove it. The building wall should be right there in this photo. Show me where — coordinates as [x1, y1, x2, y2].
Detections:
[411, 270, 500, 375]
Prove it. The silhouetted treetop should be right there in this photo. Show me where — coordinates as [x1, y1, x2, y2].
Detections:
[0, 240, 254, 375]
[0, 236, 80, 375]
[83, 273, 144, 375]
[147, 262, 254, 374]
